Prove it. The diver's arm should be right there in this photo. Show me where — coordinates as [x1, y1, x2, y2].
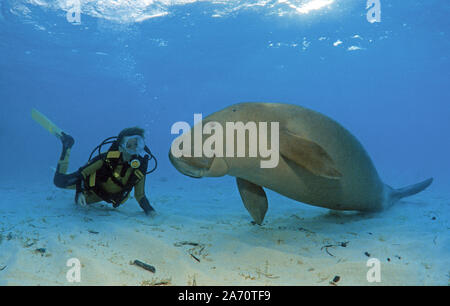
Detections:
[75, 190, 87, 206]
[79, 158, 104, 178]
[74, 158, 104, 206]
[76, 159, 103, 195]
[135, 177, 155, 215]
[138, 197, 155, 215]
[73, 171, 87, 206]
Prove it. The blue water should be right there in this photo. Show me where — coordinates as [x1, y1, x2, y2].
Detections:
[0, 1, 449, 194]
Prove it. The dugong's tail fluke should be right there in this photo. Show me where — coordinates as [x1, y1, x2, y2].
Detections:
[388, 178, 433, 204]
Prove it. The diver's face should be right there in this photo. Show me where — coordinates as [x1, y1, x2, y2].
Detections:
[125, 138, 139, 152]
[120, 136, 145, 155]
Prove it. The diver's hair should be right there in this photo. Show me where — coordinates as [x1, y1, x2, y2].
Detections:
[117, 127, 145, 144]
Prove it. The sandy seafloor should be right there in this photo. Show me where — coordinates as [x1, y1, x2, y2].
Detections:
[0, 174, 448, 286]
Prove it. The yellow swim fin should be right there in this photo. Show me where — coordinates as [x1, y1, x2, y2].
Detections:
[31, 108, 63, 138]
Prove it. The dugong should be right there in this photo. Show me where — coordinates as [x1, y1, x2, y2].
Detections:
[169, 102, 433, 225]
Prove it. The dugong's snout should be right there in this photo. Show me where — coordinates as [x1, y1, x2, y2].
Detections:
[168, 151, 207, 179]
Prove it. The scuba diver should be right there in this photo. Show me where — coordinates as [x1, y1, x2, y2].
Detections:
[31, 109, 157, 216]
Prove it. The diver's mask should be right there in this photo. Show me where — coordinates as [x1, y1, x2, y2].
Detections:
[119, 135, 146, 167]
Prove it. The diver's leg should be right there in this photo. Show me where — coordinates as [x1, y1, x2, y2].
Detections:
[57, 132, 74, 174]
[53, 132, 79, 189]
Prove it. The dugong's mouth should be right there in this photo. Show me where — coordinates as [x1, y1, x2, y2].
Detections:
[168, 151, 203, 179]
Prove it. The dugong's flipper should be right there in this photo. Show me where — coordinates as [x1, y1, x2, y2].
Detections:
[279, 129, 342, 179]
[236, 178, 268, 225]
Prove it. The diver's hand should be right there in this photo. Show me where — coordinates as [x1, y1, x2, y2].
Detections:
[139, 197, 156, 217]
[145, 209, 157, 218]
[75, 192, 87, 207]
